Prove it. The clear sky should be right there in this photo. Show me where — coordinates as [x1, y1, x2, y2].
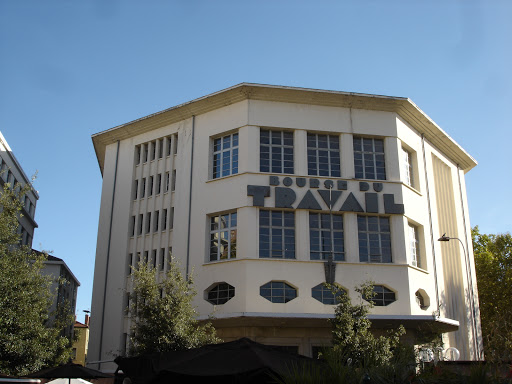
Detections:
[0, 0, 510, 319]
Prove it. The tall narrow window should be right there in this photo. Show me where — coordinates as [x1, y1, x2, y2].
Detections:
[154, 210, 160, 232]
[138, 214, 144, 235]
[357, 216, 392, 263]
[152, 250, 157, 268]
[133, 180, 139, 200]
[409, 223, 420, 268]
[402, 147, 414, 188]
[260, 130, 294, 174]
[156, 174, 162, 194]
[307, 133, 341, 177]
[160, 248, 166, 270]
[143, 143, 149, 163]
[158, 140, 163, 159]
[165, 172, 170, 192]
[148, 176, 154, 196]
[146, 212, 152, 234]
[309, 213, 345, 261]
[135, 146, 141, 165]
[212, 132, 239, 178]
[209, 212, 237, 261]
[170, 207, 174, 229]
[167, 136, 172, 156]
[162, 209, 168, 230]
[353, 137, 386, 180]
[130, 216, 136, 237]
[259, 210, 295, 259]
[173, 134, 178, 154]
[171, 170, 176, 191]
[151, 141, 156, 161]
[141, 178, 146, 198]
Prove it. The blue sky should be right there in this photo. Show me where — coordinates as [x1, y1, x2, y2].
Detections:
[0, 0, 510, 318]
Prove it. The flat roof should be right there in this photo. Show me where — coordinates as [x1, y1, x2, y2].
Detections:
[92, 83, 477, 174]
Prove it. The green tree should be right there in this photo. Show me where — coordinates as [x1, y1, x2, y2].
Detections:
[472, 226, 512, 362]
[128, 257, 220, 355]
[0, 181, 72, 376]
[330, 282, 406, 367]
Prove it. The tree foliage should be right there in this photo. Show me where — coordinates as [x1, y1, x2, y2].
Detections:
[472, 226, 512, 362]
[0, 182, 72, 376]
[128, 257, 220, 355]
[330, 282, 406, 367]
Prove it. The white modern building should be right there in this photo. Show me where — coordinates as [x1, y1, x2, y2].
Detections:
[0, 131, 38, 247]
[89, 84, 482, 370]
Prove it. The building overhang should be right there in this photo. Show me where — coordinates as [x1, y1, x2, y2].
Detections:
[202, 312, 459, 334]
[91, 83, 477, 175]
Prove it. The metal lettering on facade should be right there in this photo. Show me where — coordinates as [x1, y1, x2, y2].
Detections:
[247, 176, 404, 214]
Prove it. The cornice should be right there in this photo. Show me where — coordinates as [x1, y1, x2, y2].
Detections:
[92, 83, 477, 174]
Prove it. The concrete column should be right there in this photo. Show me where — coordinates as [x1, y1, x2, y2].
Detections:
[294, 129, 308, 176]
[295, 210, 309, 261]
[391, 215, 407, 265]
[341, 133, 354, 179]
[344, 212, 359, 263]
[239, 206, 259, 259]
[385, 137, 401, 182]
[239, 125, 260, 174]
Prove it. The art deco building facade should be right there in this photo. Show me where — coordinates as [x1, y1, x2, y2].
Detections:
[89, 84, 482, 370]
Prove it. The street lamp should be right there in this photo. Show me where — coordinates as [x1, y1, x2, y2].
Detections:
[437, 233, 481, 360]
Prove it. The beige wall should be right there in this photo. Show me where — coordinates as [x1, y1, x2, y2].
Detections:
[90, 98, 482, 371]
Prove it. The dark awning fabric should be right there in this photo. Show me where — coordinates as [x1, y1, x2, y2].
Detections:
[115, 338, 324, 384]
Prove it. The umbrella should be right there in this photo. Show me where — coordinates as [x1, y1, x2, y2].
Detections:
[27, 363, 112, 384]
[115, 338, 325, 384]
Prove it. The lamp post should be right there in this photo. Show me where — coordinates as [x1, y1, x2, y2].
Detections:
[437, 233, 481, 360]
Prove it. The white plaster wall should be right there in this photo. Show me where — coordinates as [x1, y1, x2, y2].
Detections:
[89, 98, 481, 365]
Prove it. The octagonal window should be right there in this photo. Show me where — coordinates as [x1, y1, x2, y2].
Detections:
[206, 282, 235, 305]
[260, 281, 297, 303]
[312, 283, 346, 305]
[363, 285, 396, 306]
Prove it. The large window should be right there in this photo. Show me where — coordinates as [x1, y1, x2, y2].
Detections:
[259, 210, 295, 259]
[408, 223, 420, 268]
[260, 281, 297, 303]
[209, 212, 237, 261]
[206, 283, 235, 305]
[260, 129, 294, 174]
[363, 285, 396, 306]
[353, 137, 386, 180]
[309, 213, 345, 261]
[307, 133, 341, 177]
[311, 283, 345, 305]
[212, 133, 239, 178]
[402, 147, 417, 189]
[357, 216, 392, 263]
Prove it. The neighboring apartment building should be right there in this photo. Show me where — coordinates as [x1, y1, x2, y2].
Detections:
[0, 131, 80, 340]
[39, 253, 80, 339]
[72, 314, 90, 366]
[0, 131, 38, 247]
[89, 84, 482, 371]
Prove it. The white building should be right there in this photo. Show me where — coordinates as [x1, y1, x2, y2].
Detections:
[0, 131, 38, 247]
[89, 84, 482, 370]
